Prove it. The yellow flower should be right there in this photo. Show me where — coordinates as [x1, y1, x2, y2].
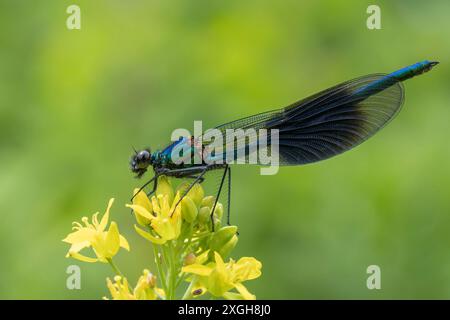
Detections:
[105, 270, 165, 300]
[128, 192, 183, 244]
[133, 269, 165, 300]
[63, 198, 130, 263]
[182, 252, 262, 300]
[105, 276, 135, 300]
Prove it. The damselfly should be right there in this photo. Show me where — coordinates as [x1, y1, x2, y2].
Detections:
[130, 60, 438, 229]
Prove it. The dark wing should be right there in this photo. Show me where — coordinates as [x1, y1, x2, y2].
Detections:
[210, 73, 404, 165]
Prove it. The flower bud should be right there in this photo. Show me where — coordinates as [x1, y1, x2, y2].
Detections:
[133, 269, 159, 300]
[156, 176, 174, 203]
[176, 182, 204, 207]
[198, 207, 211, 225]
[139, 269, 157, 288]
[209, 226, 238, 253]
[184, 253, 196, 266]
[146, 272, 157, 288]
[175, 182, 190, 196]
[201, 196, 216, 209]
[181, 196, 198, 223]
[187, 183, 204, 207]
[218, 234, 238, 259]
[214, 217, 221, 231]
[214, 203, 223, 221]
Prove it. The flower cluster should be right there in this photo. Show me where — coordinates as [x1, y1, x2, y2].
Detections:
[105, 269, 165, 300]
[63, 176, 262, 300]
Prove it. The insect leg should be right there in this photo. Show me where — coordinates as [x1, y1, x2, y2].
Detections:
[146, 176, 158, 197]
[226, 166, 231, 226]
[183, 175, 206, 183]
[131, 174, 158, 202]
[210, 165, 228, 232]
[134, 166, 202, 201]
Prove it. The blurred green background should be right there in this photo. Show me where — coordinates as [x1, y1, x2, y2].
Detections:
[0, 0, 449, 299]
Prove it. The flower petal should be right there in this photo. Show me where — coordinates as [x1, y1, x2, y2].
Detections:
[104, 221, 120, 258]
[99, 198, 114, 232]
[182, 264, 212, 277]
[127, 204, 154, 222]
[172, 209, 183, 239]
[195, 250, 210, 265]
[132, 189, 153, 213]
[214, 252, 226, 273]
[134, 225, 166, 244]
[223, 292, 244, 300]
[208, 267, 232, 297]
[119, 235, 130, 251]
[63, 228, 96, 244]
[151, 216, 176, 240]
[234, 283, 256, 300]
[155, 176, 174, 204]
[234, 257, 262, 282]
[67, 251, 98, 263]
[168, 192, 181, 215]
[68, 240, 91, 254]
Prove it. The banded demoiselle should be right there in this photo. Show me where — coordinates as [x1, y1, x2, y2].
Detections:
[130, 60, 438, 229]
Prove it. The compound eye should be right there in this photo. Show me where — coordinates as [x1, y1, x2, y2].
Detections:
[137, 150, 150, 162]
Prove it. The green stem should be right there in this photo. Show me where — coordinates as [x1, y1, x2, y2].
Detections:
[182, 280, 195, 300]
[180, 225, 195, 253]
[152, 244, 167, 294]
[175, 272, 187, 289]
[168, 241, 178, 299]
[106, 258, 124, 277]
[162, 243, 174, 299]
